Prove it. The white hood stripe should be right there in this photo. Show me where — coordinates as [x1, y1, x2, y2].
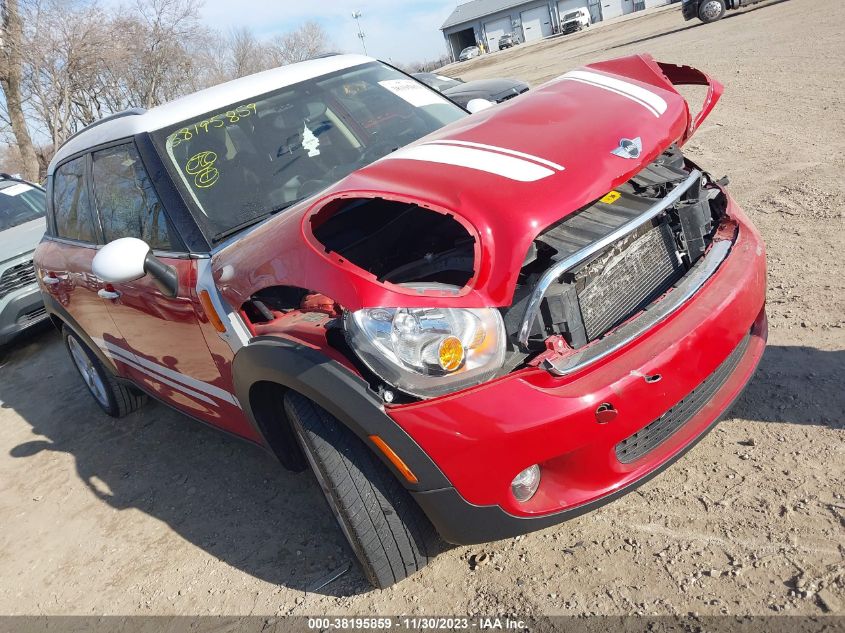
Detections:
[387, 142, 561, 182]
[94, 338, 240, 408]
[431, 140, 565, 171]
[559, 70, 668, 118]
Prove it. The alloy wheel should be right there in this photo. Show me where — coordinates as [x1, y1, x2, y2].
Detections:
[67, 336, 109, 408]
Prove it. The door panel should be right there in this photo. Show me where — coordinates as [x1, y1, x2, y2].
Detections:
[37, 239, 127, 372]
[484, 17, 511, 51]
[521, 6, 553, 42]
[100, 257, 255, 439]
[87, 141, 256, 440]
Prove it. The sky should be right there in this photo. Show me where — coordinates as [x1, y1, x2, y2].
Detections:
[189, 0, 466, 65]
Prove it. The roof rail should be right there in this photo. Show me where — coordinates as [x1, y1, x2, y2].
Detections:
[61, 107, 147, 147]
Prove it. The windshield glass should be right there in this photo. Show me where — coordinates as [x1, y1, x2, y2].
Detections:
[416, 73, 463, 92]
[564, 11, 580, 19]
[152, 62, 466, 242]
[0, 182, 46, 231]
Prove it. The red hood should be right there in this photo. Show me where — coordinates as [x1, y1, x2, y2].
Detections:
[215, 55, 722, 311]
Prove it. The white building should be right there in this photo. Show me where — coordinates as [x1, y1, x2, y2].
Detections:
[441, 0, 674, 59]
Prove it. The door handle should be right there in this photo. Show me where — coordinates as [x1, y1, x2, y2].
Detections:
[98, 288, 121, 300]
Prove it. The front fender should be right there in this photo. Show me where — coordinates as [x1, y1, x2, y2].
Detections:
[231, 337, 451, 492]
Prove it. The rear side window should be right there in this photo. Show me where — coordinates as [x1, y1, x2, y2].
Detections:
[92, 143, 174, 250]
[53, 157, 96, 243]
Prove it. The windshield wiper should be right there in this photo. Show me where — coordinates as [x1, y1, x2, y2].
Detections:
[212, 198, 305, 244]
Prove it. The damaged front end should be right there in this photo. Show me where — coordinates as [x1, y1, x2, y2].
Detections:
[221, 54, 736, 402]
[509, 144, 733, 374]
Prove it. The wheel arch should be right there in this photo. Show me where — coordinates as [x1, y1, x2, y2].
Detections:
[233, 336, 451, 492]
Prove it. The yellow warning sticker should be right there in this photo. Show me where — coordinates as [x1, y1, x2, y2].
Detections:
[600, 191, 621, 204]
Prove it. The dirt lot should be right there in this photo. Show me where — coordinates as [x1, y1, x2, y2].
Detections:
[0, 0, 843, 619]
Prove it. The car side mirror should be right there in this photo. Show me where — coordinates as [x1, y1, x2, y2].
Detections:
[466, 98, 495, 114]
[92, 237, 178, 298]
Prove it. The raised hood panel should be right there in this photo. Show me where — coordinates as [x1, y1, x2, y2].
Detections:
[216, 56, 711, 312]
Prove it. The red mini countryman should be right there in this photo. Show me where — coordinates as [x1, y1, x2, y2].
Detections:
[34, 53, 767, 588]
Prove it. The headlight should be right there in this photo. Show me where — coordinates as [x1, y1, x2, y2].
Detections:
[344, 285, 506, 398]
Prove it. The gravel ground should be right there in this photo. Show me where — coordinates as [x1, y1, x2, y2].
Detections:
[0, 0, 842, 618]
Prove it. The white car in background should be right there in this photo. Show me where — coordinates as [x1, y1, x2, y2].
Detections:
[560, 7, 591, 34]
[0, 174, 48, 346]
[458, 45, 481, 61]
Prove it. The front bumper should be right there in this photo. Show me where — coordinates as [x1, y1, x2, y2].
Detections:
[0, 283, 47, 345]
[388, 195, 767, 544]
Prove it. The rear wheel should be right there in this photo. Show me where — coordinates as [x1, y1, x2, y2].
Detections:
[699, 0, 726, 22]
[63, 328, 146, 417]
[284, 391, 440, 588]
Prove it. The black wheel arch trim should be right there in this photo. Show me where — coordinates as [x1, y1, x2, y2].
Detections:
[232, 336, 452, 492]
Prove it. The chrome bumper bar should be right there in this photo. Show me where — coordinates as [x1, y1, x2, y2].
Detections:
[517, 169, 703, 348]
[541, 238, 731, 376]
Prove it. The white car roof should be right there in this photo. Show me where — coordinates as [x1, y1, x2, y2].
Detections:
[48, 54, 374, 175]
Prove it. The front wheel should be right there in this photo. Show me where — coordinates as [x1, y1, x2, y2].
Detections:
[699, 0, 726, 23]
[284, 392, 441, 588]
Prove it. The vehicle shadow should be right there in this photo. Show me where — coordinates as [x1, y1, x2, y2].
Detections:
[0, 330, 372, 597]
[1, 331, 841, 599]
[728, 342, 844, 428]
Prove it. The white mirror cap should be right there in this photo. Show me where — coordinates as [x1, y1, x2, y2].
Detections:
[92, 237, 151, 283]
[466, 98, 495, 114]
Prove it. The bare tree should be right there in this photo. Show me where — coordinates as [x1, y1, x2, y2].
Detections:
[1, 0, 334, 170]
[123, 0, 208, 108]
[267, 21, 330, 67]
[223, 26, 270, 79]
[25, 0, 112, 149]
[0, 0, 40, 180]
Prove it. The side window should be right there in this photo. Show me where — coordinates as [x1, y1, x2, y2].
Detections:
[92, 143, 174, 250]
[53, 156, 97, 243]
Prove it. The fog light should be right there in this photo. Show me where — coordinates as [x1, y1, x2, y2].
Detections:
[511, 464, 541, 502]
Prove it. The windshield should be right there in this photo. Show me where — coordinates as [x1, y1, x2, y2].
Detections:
[0, 182, 46, 231]
[415, 73, 463, 92]
[152, 62, 466, 242]
[564, 11, 580, 20]
[460, 47, 477, 55]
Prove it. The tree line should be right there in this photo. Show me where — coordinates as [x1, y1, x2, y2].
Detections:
[0, 0, 330, 180]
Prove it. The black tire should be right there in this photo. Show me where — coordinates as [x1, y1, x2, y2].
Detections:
[63, 328, 147, 417]
[699, 0, 726, 23]
[284, 391, 441, 589]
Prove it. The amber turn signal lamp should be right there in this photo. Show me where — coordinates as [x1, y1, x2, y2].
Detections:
[369, 435, 419, 484]
[199, 290, 227, 333]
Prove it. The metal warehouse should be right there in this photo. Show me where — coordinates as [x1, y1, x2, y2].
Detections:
[441, 0, 673, 58]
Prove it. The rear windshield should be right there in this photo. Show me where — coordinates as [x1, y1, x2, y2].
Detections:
[0, 182, 46, 231]
[151, 61, 465, 242]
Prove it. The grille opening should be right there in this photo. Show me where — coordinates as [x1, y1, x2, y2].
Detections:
[504, 145, 722, 353]
[0, 260, 37, 299]
[615, 333, 750, 463]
